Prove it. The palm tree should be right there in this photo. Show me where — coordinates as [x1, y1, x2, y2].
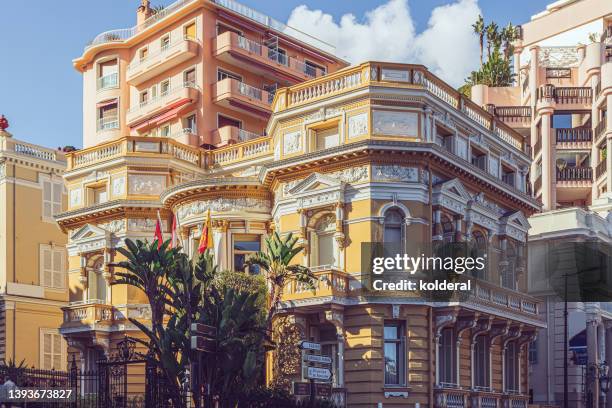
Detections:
[501, 23, 518, 61]
[486, 21, 499, 58]
[472, 15, 485, 67]
[246, 232, 315, 339]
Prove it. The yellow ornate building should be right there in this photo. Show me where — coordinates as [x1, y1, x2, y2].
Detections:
[58, 60, 546, 407]
[0, 128, 68, 369]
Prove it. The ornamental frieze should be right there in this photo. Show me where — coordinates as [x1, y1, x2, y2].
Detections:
[99, 219, 125, 233]
[177, 197, 271, 220]
[282, 166, 368, 196]
[128, 218, 168, 232]
[283, 131, 301, 154]
[372, 165, 418, 183]
[296, 191, 341, 209]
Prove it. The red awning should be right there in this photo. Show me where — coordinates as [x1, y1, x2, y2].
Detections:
[96, 98, 118, 108]
[131, 98, 192, 131]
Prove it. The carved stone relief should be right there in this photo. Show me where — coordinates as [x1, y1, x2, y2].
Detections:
[372, 110, 418, 136]
[283, 131, 301, 154]
[348, 112, 368, 138]
[128, 174, 165, 196]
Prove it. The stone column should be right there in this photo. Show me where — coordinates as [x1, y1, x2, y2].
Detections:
[605, 322, 612, 408]
[453, 214, 463, 242]
[432, 208, 443, 241]
[529, 46, 539, 103]
[513, 46, 522, 86]
[541, 110, 555, 210]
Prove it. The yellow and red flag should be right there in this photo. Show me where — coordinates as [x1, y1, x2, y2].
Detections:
[198, 209, 213, 254]
[154, 211, 164, 250]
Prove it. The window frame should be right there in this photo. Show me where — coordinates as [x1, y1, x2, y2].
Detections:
[41, 175, 63, 222]
[217, 68, 242, 83]
[183, 20, 197, 40]
[438, 327, 456, 386]
[232, 234, 262, 274]
[183, 67, 196, 85]
[473, 335, 491, 390]
[383, 321, 407, 387]
[504, 341, 520, 393]
[40, 328, 66, 370]
[39, 244, 66, 289]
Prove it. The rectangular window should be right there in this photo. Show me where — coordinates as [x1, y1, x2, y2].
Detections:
[315, 127, 340, 151]
[439, 328, 455, 385]
[504, 341, 519, 392]
[160, 35, 170, 51]
[184, 68, 196, 85]
[474, 336, 490, 388]
[42, 178, 63, 219]
[185, 114, 196, 132]
[92, 186, 107, 204]
[233, 234, 261, 274]
[528, 340, 537, 364]
[304, 60, 326, 77]
[140, 90, 149, 105]
[160, 80, 170, 95]
[40, 244, 65, 289]
[216, 23, 241, 36]
[184, 22, 196, 40]
[384, 322, 405, 386]
[40, 329, 65, 370]
[217, 69, 241, 82]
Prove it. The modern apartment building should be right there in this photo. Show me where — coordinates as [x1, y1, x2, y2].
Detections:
[0, 124, 69, 370]
[75, 0, 346, 150]
[58, 53, 546, 406]
[472, 0, 612, 406]
[57, 0, 346, 373]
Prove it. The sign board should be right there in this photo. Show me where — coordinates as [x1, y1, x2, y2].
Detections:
[191, 323, 217, 338]
[293, 382, 332, 397]
[191, 336, 215, 352]
[293, 382, 310, 396]
[314, 383, 332, 398]
[303, 354, 332, 365]
[299, 341, 321, 351]
[304, 366, 332, 381]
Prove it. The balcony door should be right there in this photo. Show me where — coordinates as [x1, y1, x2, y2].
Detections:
[218, 115, 241, 130]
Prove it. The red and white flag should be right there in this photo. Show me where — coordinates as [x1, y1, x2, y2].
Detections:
[154, 211, 164, 249]
[170, 213, 180, 249]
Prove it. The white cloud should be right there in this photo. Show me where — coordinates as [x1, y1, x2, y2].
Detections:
[286, 0, 481, 87]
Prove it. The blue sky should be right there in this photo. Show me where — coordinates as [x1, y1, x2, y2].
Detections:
[0, 0, 549, 149]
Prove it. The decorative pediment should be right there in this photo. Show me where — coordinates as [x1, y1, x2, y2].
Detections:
[433, 178, 472, 202]
[70, 224, 110, 241]
[502, 211, 531, 230]
[288, 173, 343, 195]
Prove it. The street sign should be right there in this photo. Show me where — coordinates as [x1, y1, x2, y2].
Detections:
[293, 382, 310, 396]
[191, 323, 217, 338]
[314, 383, 332, 398]
[299, 341, 321, 351]
[191, 336, 215, 352]
[304, 366, 332, 381]
[303, 353, 332, 365]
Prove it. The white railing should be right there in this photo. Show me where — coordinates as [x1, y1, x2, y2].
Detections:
[12, 142, 57, 161]
[289, 71, 362, 105]
[128, 81, 199, 112]
[237, 81, 265, 101]
[97, 72, 118, 90]
[170, 142, 200, 165]
[97, 116, 119, 132]
[127, 37, 195, 71]
[73, 142, 122, 166]
[481, 396, 498, 408]
[495, 125, 522, 150]
[237, 128, 262, 142]
[86, 0, 196, 49]
[212, 0, 335, 54]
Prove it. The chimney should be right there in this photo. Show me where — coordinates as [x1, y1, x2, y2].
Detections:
[137, 0, 152, 26]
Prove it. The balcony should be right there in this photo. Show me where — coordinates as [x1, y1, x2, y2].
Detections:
[555, 128, 592, 149]
[493, 106, 531, 126]
[126, 37, 199, 85]
[212, 78, 272, 117]
[214, 31, 327, 82]
[556, 167, 592, 189]
[434, 388, 469, 408]
[281, 266, 349, 302]
[536, 85, 592, 107]
[472, 279, 540, 318]
[211, 126, 264, 145]
[97, 72, 118, 91]
[208, 136, 272, 167]
[595, 117, 608, 142]
[62, 301, 114, 330]
[596, 160, 607, 180]
[126, 81, 200, 126]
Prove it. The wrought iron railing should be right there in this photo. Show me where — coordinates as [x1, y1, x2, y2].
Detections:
[555, 128, 592, 143]
[596, 160, 607, 179]
[556, 166, 592, 181]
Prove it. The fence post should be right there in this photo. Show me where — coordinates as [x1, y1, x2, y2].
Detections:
[69, 355, 78, 408]
[145, 350, 157, 408]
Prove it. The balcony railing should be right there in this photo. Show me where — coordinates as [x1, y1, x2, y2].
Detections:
[1, 136, 63, 163]
[434, 388, 469, 408]
[473, 279, 539, 316]
[214, 78, 273, 107]
[596, 160, 607, 179]
[493, 106, 531, 121]
[97, 72, 118, 90]
[555, 128, 592, 143]
[556, 166, 592, 181]
[213, 126, 263, 144]
[208, 136, 272, 166]
[96, 116, 119, 132]
[62, 302, 114, 325]
[277, 62, 527, 154]
[225, 33, 328, 79]
[595, 117, 608, 140]
[130, 81, 198, 112]
[282, 267, 349, 302]
[536, 85, 592, 104]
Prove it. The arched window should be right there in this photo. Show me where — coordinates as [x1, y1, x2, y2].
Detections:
[470, 231, 488, 280]
[383, 208, 406, 248]
[88, 257, 107, 303]
[504, 341, 519, 393]
[438, 328, 455, 386]
[501, 241, 517, 290]
[312, 214, 336, 267]
[473, 335, 490, 389]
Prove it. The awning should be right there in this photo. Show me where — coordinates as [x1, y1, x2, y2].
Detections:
[96, 98, 118, 108]
[131, 98, 191, 131]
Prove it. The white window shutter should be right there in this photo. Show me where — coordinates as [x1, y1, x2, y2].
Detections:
[41, 246, 52, 287]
